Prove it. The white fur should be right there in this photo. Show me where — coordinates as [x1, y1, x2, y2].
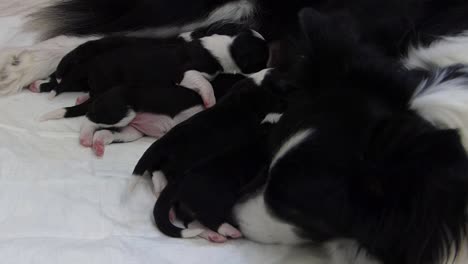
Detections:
[178, 32, 193, 42]
[270, 129, 314, 171]
[250, 30, 265, 41]
[200, 34, 241, 74]
[234, 189, 305, 244]
[180, 70, 216, 107]
[411, 66, 468, 149]
[128, 0, 255, 38]
[39, 108, 66, 121]
[0, 35, 99, 95]
[261, 113, 283, 124]
[173, 105, 205, 125]
[404, 32, 468, 69]
[250, 68, 272, 86]
[152, 171, 168, 195]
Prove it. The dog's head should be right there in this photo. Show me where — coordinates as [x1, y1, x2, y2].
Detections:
[266, 9, 468, 264]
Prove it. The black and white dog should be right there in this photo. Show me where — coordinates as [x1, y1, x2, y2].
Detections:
[37, 24, 267, 156]
[2, 0, 468, 263]
[134, 9, 468, 264]
[132, 68, 286, 240]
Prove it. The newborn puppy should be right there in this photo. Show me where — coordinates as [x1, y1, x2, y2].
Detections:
[132, 69, 288, 239]
[32, 22, 268, 105]
[154, 132, 270, 242]
[46, 74, 245, 157]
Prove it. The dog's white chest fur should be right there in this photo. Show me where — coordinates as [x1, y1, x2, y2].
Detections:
[233, 190, 305, 245]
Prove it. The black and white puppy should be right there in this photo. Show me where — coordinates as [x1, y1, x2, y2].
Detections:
[132, 68, 288, 239]
[39, 25, 268, 156]
[154, 131, 270, 243]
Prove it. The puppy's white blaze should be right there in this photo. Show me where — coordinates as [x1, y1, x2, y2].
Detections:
[39, 108, 66, 122]
[411, 69, 468, 149]
[201, 34, 241, 74]
[181, 228, 205, 238]
[404, 32, 468, 69]
[250, 68, 272, 86]
[234, 190, 304, 244]
[251, 30, 265, 41]
[180, 70, 216, 107]
[152, 171, 168, 195]
[270, 129, 314, 170]
[262, 113, 283, 124]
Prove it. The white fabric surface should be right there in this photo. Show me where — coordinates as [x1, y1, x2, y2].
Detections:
[0, 6, 326, 264]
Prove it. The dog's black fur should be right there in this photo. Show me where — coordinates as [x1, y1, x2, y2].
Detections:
[132, 8, 468, 264]
[155, 131, 270, 238]
[262, 10, 468, 264]
[133, 69, 288, 237]
[31, 0, 468, 263]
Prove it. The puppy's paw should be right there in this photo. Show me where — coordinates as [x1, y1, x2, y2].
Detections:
[92, 130, 114, 157]
[76, 94, 90, 105]
[218, 223, 243, 239]
[0, 50, 35, 95]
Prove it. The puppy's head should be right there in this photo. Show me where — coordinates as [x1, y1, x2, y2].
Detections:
[266, 8, 468, 264]
[229, 29, 269, 74]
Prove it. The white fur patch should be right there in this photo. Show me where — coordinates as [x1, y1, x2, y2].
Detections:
[173, 105, 205, 125]
[127, 0, 255, 38]
[411, 66, 468, 149]
[405, 32, 468, 69]
[0, 35, 99, 95]
[152, 171, 168, 195]
[270, 129, 314, 171]
[201, 34, 241, 74]
[261, 113, 283, 124]
[178, 31, 193, 42]
[249, 68, 272, 86]
[39, 108, 66, 122]
[180, 70, 216, 107]
[234, 190, 304, 244]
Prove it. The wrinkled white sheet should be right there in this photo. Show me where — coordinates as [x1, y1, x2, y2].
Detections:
[0, 5, 326, 264]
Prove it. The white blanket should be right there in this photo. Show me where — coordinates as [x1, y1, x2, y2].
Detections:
[0, 4, 329, 264]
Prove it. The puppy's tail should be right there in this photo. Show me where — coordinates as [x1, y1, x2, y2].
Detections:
[39, 101, 90, 122]
[26, 0, 147, 39]
[154, 184, 203, 238]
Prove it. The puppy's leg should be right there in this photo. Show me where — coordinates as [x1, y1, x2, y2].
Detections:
[180, 70, 216, 108]
[0, 35, 99, 95]
[92, 127, 144, 157]
[188, 221, 228, 243]
[80, 91, 136, 147]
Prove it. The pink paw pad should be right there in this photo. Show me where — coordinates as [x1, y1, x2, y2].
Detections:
[28, 82, 40, 93]
[218, 223, 243, 239]
[208, 233, 227, 243]
[92, 140, 105, 157]
[169, 208, 176, 223]
[76, 94, 90, 105]
[79, 136, 93, 148]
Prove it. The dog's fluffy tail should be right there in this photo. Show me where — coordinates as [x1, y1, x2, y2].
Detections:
[26, 0, 148, 39]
